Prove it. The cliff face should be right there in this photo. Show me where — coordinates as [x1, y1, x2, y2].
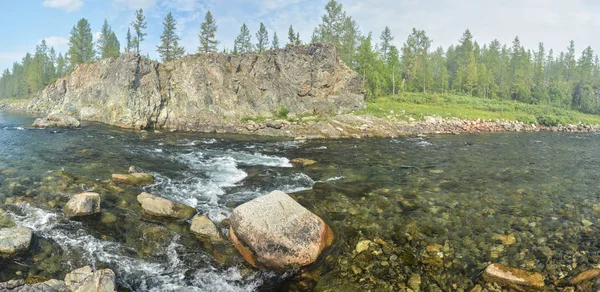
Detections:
[27, 43, 364, 131]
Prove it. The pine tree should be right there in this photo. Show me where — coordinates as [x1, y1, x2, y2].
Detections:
[234, 23, 253, 54]
[288, 25, 297, 46]
[295, 32, 301, 45]
[98, 19, 120, 59]
[132, 9, 147, 53]
[255, 22, 269, 53]
[56, 53, 66, 78]
[199, 11, 219, 53]
[379, 26, 393, 62]
[126, 28, 133, 52]
[157, 12, 185, 62]
[312, 0, 360, 65]
[68, 18, 95, 67]
[272, 32, 280, 49]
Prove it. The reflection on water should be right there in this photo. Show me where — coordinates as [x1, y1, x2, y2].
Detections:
[1, 110, 600, 290]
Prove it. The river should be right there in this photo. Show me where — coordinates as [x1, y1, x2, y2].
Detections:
[0, 110, 599, 291]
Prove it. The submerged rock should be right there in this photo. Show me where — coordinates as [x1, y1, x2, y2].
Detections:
[229, 190, 334, 270]
[137, 192, 196, 219]
[570, 268, 600, 285]
[0, 279, 69, 292]
[128, 165, 138, 174]
[190, 215, 224, 242]
[482, 263, 544, 291]
[111, 173, 154, 186]
[32, 113, 80, 128]
[64, 266, 115, 292]
[290, 158, 317, 167]
[0, 226, 33, 257]
[63, 192, 100, 218]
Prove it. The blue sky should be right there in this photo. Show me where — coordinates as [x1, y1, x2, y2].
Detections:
[1, 0, 599, 71]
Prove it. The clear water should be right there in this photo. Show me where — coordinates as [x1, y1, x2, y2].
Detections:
[1, 110, 600, 291]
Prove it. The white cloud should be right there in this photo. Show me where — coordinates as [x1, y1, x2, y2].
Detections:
[42, 0, 83, 12]
[93, 32, 102, 42]
[113, 0, 157, 9]
[41, 36, 69, 47]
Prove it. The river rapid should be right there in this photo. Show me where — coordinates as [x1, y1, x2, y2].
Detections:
[1, 110, 600, 291]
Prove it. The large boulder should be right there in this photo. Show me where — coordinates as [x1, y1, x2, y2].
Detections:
[64, 192, 101, 217]
[137, 192, 196, 219]
[112, 173, 154, 186]
[482, 263, 544, 291]
[64, 266, 115, 292]
[190, 215, 224, 242]
[229, 190, 334, 270]
[0, 226, 33, 257]
[32, 113, 80, 128]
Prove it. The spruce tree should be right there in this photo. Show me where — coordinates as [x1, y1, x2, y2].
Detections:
[255, 22, 269, 53]
[157, 12, 185, 62]
[68, 18, 95, 66]
[199, 11, 219, 53]
[132, 9, 147, 53]
[98, 19, 120, 59]
[234, 23, 253, 54]
[379, 26, 394, 62]
[272, 32, 280, 49]
[126, 28, 133, 52]
[288, 25, 296, 46]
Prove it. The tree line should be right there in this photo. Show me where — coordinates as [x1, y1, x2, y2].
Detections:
[2, 0, 600, 115]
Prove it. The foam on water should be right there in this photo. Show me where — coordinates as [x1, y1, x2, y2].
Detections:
[7, 203, 261, 291]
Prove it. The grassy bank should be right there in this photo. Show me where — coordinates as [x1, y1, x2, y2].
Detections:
[357, 93, 600, 126]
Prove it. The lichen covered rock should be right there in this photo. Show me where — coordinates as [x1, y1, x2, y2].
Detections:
[0, 226, 33, 257]
[137, 192, 196, 219]
[112, 173, 154, 186]
[64, 266, 115, 292]
[64, 192, 100, 217]
[32, 113, 80, 128]
[190, 215, 224, 242]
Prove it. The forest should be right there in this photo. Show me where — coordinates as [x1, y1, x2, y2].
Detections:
[1, 0, 599, 115]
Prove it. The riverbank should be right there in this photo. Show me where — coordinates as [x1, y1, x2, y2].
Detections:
[4, 92, 600, 139]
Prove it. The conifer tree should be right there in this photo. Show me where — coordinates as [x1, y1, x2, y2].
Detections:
[132, 9, 147, 53]
[157, 12, 185, 62]
[272, 32, 280, 49]
[380, 26, 394, 63]
[288, 25, 297, 46]
[255, 22, 269, 53]
[98, 19, 120, 59]
[199, 11, 219, 53]
[234, 23, 253, 54]
[68, 18, 95, 66]
[126, 28, 133, 52]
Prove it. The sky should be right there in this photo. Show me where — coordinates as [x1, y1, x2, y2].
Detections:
[0, 0, 599, 71]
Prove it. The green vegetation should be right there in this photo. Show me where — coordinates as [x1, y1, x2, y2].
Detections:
[198, 11, 219, 53]
[358, 92, 600, 126]
[157, 12, 185, 62]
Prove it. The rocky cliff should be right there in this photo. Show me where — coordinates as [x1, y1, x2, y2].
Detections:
[25, 43, 364, 131]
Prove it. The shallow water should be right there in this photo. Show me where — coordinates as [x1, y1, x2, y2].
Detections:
[1, 110, 600, 291]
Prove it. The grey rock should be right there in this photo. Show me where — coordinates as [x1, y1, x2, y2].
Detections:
[0, 226, 33, 257]
[64, 266, 115, 292]
[32, 113, 80, 128]
[25, 44, 363, 131]
[64, 192, 101, 218]
[190, 215, 224, 242]
[137, 192, 196, 219]
[0, 279, 69, 292]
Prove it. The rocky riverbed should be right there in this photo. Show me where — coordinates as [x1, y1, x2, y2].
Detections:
[2, 110, 600, 291]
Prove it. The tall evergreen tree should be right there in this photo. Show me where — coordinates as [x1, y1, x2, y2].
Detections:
[68, 18, 95, 67]
[272, 32, 280, 49]
[199, 11, 219, 53]
[255, 22, 269, 53]
[312, 0, 361, 66]
[126, 28, 133, 52]
[288, 25, 297, 46]
[157, 12, 185, 62]
[132, 9, 147, 53]
[234, 23, 253, 54]
[98, 19, 120, 59]
[379, 26, 394, 63]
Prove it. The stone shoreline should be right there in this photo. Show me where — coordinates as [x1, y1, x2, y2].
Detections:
[3, 102, 599, 139]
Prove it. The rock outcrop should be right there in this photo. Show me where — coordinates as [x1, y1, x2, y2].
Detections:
[137, 192, 196, 219]
[229, 190, 333, 270]
[25, 44, 364, 131]
[0, 226, 33, 257]
[190, 215, 224, 242]
[112, 173, 154, 186]
[482, 263, 544, 291]
[64, 266, 116, 292]
[0, 279, 69, 292]
[32, 113, 81, 128]
[64, 192, 101, 217]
